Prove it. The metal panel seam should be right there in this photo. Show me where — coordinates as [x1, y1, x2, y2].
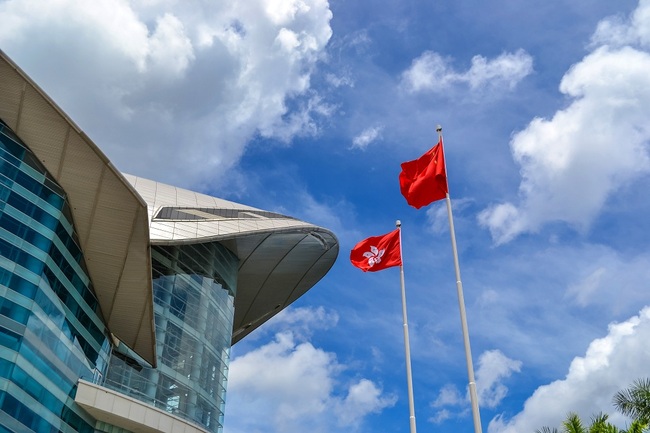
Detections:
[236, 233, 309, 327]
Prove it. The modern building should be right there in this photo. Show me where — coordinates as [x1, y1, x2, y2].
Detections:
[0, 49, 339, 433]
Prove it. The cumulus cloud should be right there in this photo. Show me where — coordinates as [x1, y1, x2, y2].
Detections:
[488, 307, 650, 433]
[0, 0, 333, 187]
[351, 125, 384, 150]
[429, 350, 520, 423]
[591, 0, 650, 49]
[335, 379, 398, 427]
[401, 49, 533, 94]
[224, 332, 396, 433]
[479, 1, 650, 244]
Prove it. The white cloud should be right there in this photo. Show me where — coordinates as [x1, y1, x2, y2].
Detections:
[401, 52, 456, 93]
[432, 384, 465, 408]
[224, 332, 337, 433]
[224, 331, 395, 433]
[488, 307, 650, 433]
[351, 125, 384, 150]
[263, 306, 339, 341]
[262, 92, 337, 143]
[479, 2, 650, 244]
[0, 0, 333, 187]
[264, 0, 312, 26]
[475, 350, 522, 409]
[477, 203, 524, 245]
[591, 0, 650, 49]
[335, 379, 398, 427]
[429, 350, 520, 423]
[464, 50, 533, 90]
[430, 408, 453, 424]
[325, 72, 355, 88]
[461, 243, 650, 384]
[401, 49, 532, 94]
[146, 13, 195, 78]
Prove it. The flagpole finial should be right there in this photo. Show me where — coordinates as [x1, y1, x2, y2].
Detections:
[396, 220, 401, 228]
[436, 125, 442, 133]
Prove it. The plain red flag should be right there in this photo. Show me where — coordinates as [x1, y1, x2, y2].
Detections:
[399, 139, 448, 209]
[350, 229, 402, 272]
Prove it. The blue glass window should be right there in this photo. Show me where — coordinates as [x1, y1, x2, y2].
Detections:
[104, 243, 237, 433]
[1, 120, 109, 433]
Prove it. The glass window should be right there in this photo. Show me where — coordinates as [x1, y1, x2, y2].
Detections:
[0, 299, 29, 325]
[0, 326, 21, 351]
[0, 123, 108, 433]
[104, 242, 237, 433]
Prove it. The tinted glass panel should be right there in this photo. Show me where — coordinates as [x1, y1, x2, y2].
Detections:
[105, 243, 237, 433]
[0, 121, 108, 433]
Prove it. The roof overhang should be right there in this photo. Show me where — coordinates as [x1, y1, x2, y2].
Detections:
[125, 175, 339, 343]
[0, 50, 156, 367]
[223, 228, 339, 343]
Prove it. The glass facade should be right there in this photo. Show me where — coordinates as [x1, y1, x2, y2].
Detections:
[0, 118, 240, 433]
[0, 120, 110, 432]
[104, 243, 237, 433]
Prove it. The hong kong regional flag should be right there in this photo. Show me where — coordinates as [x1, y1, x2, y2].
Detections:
[399, 138, 448, 209]
[350, 229, 402, 272]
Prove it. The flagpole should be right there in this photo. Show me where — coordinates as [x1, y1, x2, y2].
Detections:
[396, 220, 417, 433]
[438, 126, 483, 433]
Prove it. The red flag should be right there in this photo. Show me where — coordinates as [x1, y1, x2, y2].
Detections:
[399, 139, 448, 209]
[350, 229, 402, 272]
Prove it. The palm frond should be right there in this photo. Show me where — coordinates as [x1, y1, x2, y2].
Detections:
[614, 378, 650, 423]
[563, 412, 587, 433]
[622, 419, 648, 433]
[536, 427, 559, 433]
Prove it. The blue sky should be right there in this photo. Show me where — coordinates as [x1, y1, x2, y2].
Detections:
[2, 0, 650, 432]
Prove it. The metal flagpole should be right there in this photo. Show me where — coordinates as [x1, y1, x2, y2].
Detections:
[438, 126, 483, 433]
[396, 220, 417, 433]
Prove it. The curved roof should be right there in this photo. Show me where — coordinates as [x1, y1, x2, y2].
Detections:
[0, 50, 156, 367]
[0, 47, 338, 363]
[124, 175, 339, 343]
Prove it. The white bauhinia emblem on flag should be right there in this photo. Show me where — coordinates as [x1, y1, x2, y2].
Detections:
[363, 246, 385, 267]
[350, 228, 400, 272]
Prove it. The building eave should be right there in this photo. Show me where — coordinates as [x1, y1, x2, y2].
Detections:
[125, 175, 339, 343]
[0, 49, 156, 367]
